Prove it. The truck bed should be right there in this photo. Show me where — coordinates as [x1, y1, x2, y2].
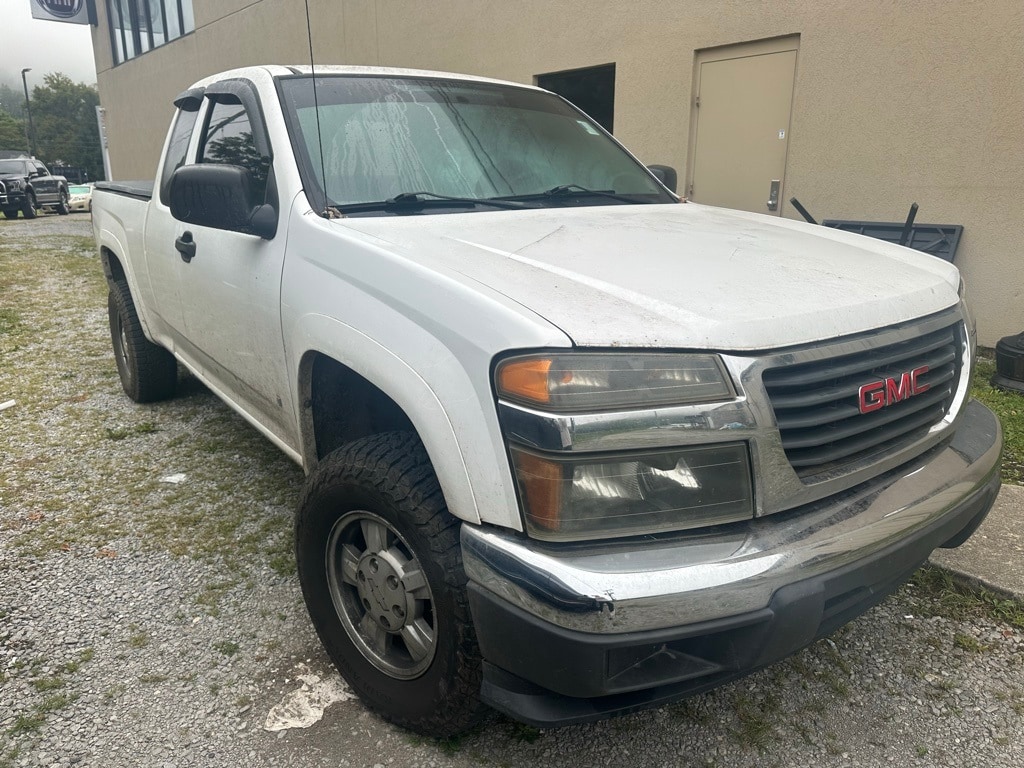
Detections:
[95, 181, 154, 200]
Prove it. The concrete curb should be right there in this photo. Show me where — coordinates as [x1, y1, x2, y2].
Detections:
[929, 483, 1024, 602]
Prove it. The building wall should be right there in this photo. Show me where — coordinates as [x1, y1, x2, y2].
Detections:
[90, 0, 1024, 346]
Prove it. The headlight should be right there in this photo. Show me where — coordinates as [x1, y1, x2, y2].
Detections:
[7, 179, 23, 191]
[510, 443, 754, 541]
[495, 353, 734, 411]
[959, 277, 977, 354]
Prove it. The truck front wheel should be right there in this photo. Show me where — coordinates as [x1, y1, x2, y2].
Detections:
[295, 432, 485, 737]
[107, 280, 177, 402]
[22, 192, 37, 219]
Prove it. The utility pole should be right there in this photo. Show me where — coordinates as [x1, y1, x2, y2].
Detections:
[21, 68, 35, 157]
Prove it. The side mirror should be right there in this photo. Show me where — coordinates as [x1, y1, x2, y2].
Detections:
[169, 164, 277, 239]
[647, 164, 678, 194]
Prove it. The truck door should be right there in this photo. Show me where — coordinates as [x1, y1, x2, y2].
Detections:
[31, 161, 59, 204]
[143, 97, 202, 335]
[169, 81, 297, 447]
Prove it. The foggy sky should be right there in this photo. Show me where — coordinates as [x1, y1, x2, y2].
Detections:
[1, 1, 98, 91]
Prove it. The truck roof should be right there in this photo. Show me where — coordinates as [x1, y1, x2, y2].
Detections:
[187, 65, 545, 93]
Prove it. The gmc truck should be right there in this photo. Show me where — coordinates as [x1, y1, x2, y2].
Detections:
[91, 66, 1002, 736]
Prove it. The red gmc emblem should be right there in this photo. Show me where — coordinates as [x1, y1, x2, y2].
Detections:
[858, 366, 930, 414]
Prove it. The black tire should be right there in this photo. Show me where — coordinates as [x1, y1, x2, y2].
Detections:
[56, 189, 70, 215]
[296, 432, 485, 737]
[2, 209, 17, 219]
[22, 193, 37, 219]
[107, 280, 177, 403]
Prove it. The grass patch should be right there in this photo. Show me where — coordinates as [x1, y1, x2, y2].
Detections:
[31, 676, 65, 692]
[730, 693, 777, 753]
[0, 307, 20, 335]
[910, 566, 1024, 630]
[213, 640, 240, 657]
[8, 713, 45, 735]
[953, 633, 986, 653]
[39, 693, 78, 712]
[104, 421, 158, 441]
[127, 631, 150, 649]
[508, 722, 542, 743]
[972, 352, 1024, 484]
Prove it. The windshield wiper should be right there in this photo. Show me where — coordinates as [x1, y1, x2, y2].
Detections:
[495, 184, 643, 205]
[333, 190, 530, 214]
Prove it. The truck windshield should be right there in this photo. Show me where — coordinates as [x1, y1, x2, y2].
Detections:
[0, 160, 30, 175]
[278, 75, 674, 214]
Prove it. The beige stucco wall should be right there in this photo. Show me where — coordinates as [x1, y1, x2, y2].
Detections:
[91, 0, 1024, 346]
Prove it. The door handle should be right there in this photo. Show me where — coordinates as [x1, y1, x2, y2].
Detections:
[175, 231, 196, 263]
[766, 180, 780, 212]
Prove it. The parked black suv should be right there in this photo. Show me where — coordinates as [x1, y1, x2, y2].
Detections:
[0, 155, 70, 219]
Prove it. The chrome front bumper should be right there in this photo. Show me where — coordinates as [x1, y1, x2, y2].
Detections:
[463, 399, 1002, 635]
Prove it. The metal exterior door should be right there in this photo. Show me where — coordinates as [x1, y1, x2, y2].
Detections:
[688, 38, 798, 215]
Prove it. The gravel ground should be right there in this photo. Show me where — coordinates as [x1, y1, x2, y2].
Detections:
[2, 214, 1023, 767]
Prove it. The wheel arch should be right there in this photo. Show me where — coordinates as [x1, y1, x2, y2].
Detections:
[296, 340, 482, 526]
[100, 245, 128, 286]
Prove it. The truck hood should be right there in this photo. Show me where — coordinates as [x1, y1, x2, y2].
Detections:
[338, 203, 961, 351]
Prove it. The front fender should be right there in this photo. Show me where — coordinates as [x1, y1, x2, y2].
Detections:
[291, 313, 497, 526]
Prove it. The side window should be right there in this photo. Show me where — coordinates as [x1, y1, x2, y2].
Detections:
[199, 96, 269, 202]
[159, 107, 200, 205]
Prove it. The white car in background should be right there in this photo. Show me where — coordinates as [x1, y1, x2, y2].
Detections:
[68, 184, 92, 213]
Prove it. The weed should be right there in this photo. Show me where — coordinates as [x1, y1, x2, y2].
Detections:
[31, 676, 65, 692]
[435, 735, 464, 754]
[104, 422, 158, 441]
[916, 745, 929, 757]
[39, 693, 78, 712]
[128, 631, 149, 649]
[953, 633, 986, 652]
[730, 694, 776, 753]
[214, 640, 240, 657]
[8, 713, 44, 735]
[61, 647, 94, 673]
[909, 566, 1024, 630]
[509, 722, 542, 743]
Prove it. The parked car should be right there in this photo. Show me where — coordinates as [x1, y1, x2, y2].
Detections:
[0, 155, 70, 218]
[91, 66, 1001, 737]
[68, 184, 93, 213]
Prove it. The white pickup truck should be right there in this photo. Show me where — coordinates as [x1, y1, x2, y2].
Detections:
[92, 66, 1002, 736]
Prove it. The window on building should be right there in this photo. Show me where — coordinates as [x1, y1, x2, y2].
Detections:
[536, 64, 616, 134]
[108, 0, 195, 65]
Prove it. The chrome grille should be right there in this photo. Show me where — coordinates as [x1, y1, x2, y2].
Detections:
[763, 319, 962, 477]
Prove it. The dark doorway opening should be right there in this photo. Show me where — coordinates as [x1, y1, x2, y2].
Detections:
[536, 64, 616, 133]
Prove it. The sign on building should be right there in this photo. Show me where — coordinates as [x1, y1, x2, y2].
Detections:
[30, 0, 93, 25]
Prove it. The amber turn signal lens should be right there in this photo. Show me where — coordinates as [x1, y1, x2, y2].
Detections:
[497, 358, 553, 405]
[510, 449, 564, 531]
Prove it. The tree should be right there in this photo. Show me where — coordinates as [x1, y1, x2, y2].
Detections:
[0, 111, 27, 151]
[0, 83, 26, 120]
[30, 73, 104, 180]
